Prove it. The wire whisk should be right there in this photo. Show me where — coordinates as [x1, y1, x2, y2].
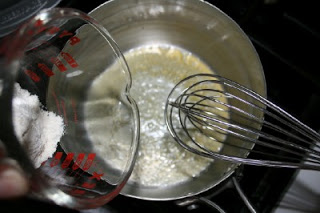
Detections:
[165, 74, 320, 170]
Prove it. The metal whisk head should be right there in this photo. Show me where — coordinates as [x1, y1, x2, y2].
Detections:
[165, 74, 320, 170]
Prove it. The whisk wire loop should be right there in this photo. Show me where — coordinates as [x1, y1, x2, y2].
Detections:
[165, 74, 320, 170]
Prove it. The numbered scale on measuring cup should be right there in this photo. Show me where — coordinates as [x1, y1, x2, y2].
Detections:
[0, 8, 139, 209]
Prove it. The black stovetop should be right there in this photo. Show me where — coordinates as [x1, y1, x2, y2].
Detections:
[2, 0, 320, 212]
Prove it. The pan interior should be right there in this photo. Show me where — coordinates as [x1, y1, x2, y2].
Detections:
[89, 0, 266, 200]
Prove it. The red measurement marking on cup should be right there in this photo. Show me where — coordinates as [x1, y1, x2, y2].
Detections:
[50, 152, 63, 167]
[24, 69, 40, 82]
[34, 19, 43, 27]
[27, 19, 81, 45]
[38, 63, 54, 77]
[20, 18, 82, 83]
[50, 57, 67, 72]
[51, 90, 61, 115]
[40, 152, 105, 197]
[51, 92, 79, 125]
[70, 189, 85, 195]
[71, 99, 78, 123]
[61, 52, 78, 68]
[60, 99, 68, 125]
[81, 182, 96, 189]
[59, 30, 73, 38]
[34, 19, 46, 34]
[69, 36, 80, 45]
[49, 152, 98, 171]
[61, 153, 75, 169]
[83, 153, 96, 171]
[47, 26, 60, 35]
[49, 152, 100, 183]
[72, 153, 86, 170]
[70, 180, 99, 196]
[25, 53, 79, 82]
[90, 172, 104, 180]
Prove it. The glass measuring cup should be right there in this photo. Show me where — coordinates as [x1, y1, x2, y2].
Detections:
[0, 8, 140, 209]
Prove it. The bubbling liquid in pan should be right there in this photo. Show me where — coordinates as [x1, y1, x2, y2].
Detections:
[126, 45, 230, 187]
[86, 45, 229, 187]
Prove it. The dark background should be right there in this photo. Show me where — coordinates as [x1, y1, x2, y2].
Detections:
[1, 0, 320, 212]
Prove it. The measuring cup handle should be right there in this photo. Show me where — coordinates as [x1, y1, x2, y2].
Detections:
[0, 115, 35, 176]
[0, 68, 34, 198]
[0, 60, 36, 176]
[0, 139, 29, 198]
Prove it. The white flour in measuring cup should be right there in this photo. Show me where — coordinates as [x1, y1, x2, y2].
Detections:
[12, 83, 65, 168]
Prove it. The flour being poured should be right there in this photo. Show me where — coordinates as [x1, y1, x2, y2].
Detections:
[12, 83, 65, 168]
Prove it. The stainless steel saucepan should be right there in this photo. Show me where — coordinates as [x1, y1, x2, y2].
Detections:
[89, 0, 266, 201]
